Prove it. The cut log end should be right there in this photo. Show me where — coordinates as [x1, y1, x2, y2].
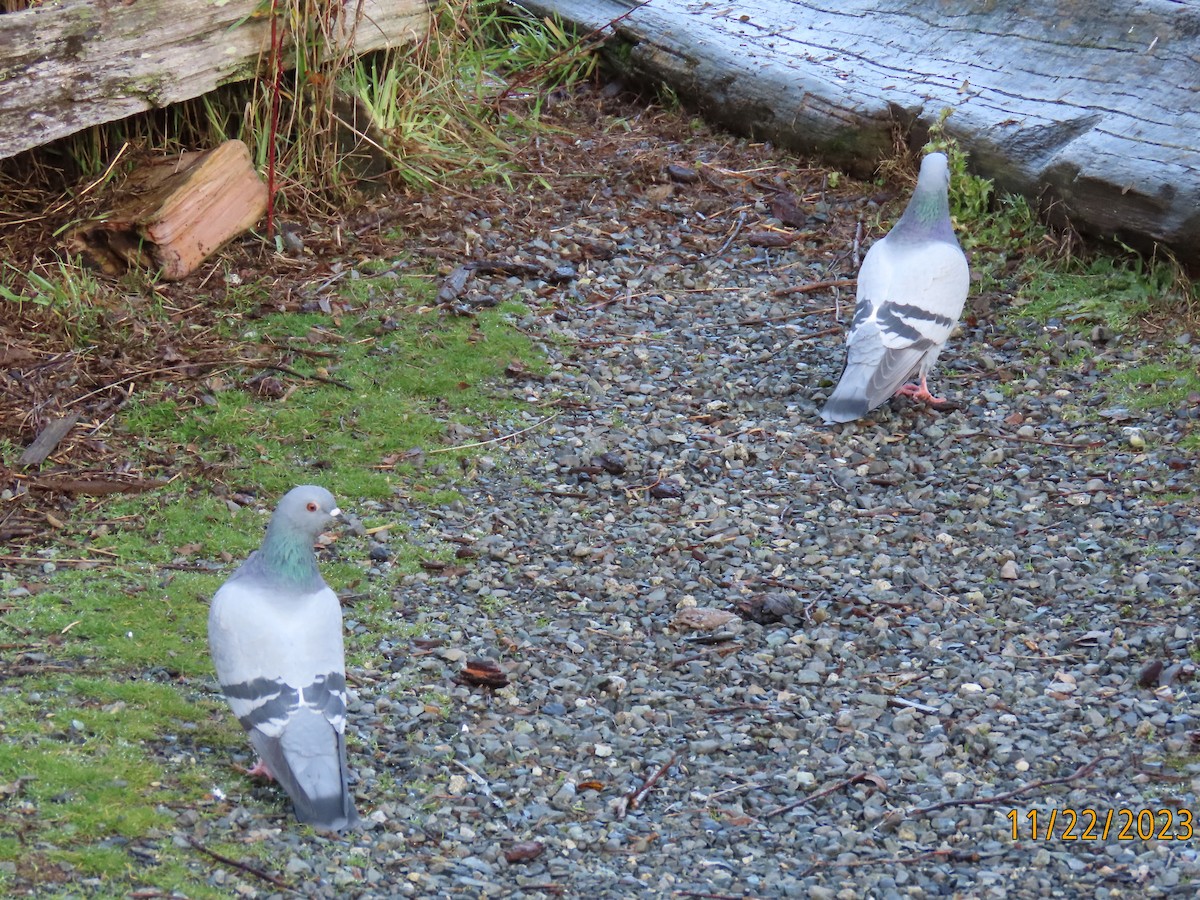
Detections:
[64, 140, 267, 281]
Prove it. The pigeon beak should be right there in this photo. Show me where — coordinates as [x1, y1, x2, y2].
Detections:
[330, 507, 342, 519]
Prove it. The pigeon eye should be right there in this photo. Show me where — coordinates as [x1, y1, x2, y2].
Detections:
[306, 501, 319, 512]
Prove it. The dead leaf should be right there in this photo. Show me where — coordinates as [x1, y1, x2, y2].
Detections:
[746, 231, 796, 247]
[862, 773, 889, 792]
[645, 184, 674, 203]
[1138, 659, 1164, 688]
[649, 480, 683, 500]
[666, 164, 699, 184]
[594, 452, 626, 475]
[504, 841, 545, 863]
[770, 191, 807, 227]
[673, 607, 742, 633]
[459, 659, 509, 688]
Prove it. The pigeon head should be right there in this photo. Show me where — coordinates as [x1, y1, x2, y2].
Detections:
[253, 485, 341, 587]
[891, 152, 957, 244]
[270, 485, 340, 538]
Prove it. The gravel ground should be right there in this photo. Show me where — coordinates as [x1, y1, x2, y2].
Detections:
[186, 95, 1199, 897]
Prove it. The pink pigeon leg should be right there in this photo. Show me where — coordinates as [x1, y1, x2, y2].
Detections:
[893, 375, 948, 405]
[241, 759, 275, 780]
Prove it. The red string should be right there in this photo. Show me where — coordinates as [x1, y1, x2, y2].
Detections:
[265, 0, 282, 241]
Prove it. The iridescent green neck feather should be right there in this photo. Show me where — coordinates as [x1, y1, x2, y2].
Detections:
[249, 520, 325, 592]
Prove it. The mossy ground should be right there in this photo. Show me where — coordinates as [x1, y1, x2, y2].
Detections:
[2, 37, 1198, 900]
[0, 262, 545, 893]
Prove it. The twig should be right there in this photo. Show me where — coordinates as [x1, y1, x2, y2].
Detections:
[0, 555, 118, 567]
[771, 277, 856, 298]
[982, 432, 1105, 450]
[793, 325, 844, 342]
[676, 893, 766, 900]
[254, 363, 353, 391]
[23, 476, 167, 496]
[800, 847, 981, 878]
[697, 211, 747, 261]
[452, 759, 505, 809]
[708, 306, 837, 329]
[761, 772, 874, 819]
[620, 751, 680, 818]
[888, 696, 939, 715]
[909, 756, 1114, 815]
[185, 837, 295, 892]
[429, 413, 559, 454]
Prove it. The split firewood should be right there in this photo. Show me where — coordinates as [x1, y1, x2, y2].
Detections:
[65, 140, 267, 281]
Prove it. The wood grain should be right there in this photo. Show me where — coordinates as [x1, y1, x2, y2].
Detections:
[518, 0, 1200, 260]
[0, 0, 429, 160]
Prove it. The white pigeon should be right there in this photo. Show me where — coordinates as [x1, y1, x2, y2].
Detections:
[821, 152, 970, 424]
[208, 485, 359, 832]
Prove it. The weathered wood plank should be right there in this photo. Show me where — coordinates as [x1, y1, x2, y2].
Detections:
[518, 0, 1200, 261]
[18, 413, 80, 468]
[0, 0, 429, 160]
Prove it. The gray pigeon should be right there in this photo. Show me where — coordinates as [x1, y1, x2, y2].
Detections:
[208, 485, 359, 832]
[821, 152, 970, 424]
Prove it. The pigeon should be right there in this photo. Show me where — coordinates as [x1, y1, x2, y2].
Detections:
[208, 485, 359, 832]
[821, 152, 970, 424]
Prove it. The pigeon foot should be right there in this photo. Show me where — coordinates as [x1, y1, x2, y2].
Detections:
[241, 759, 275, 781]
[894, 377, 947, 406]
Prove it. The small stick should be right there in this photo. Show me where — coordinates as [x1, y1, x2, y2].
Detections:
[984, 432, 1105, 450]
[801, 847, 979, 877]
[888, 696, 939, 715]
[761, 772, 873, 819]
[909, 756, 1113, 815]
[621, 751, 680, 818]
[452, 759, 505, 809]
[708, 306, 838, 329]
[185, 838, 295, 892]
[429, 413, 559, 454]
[255, 363, 352, 391]
[0, 555, 118, 567]
[793, 326, 844, 341]
[771, 278, 856, 298]
[699, 212, 747, 261]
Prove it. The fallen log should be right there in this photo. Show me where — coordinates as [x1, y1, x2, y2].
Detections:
[0, 0, 429, 160]
[517, 0, 1200, 262]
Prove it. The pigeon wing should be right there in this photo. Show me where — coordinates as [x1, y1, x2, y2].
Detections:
[822, 235, 967, 422]
[208, 573, 359, 831]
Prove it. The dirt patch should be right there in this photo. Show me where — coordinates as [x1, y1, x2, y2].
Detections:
[0, 85, 879, 552]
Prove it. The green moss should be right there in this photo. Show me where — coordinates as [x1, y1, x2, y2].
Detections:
[1108, 359, 1200, 411]
[0, 254, 547, 893]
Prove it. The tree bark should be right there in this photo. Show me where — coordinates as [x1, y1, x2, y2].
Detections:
[517, 0, 1200, 262]
[0, 0, 429, 160]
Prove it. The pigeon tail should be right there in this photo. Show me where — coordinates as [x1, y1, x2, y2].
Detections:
[249, 708, 359, 833]
[823, 326, 933, 424]
[821, 362, 873, 423]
